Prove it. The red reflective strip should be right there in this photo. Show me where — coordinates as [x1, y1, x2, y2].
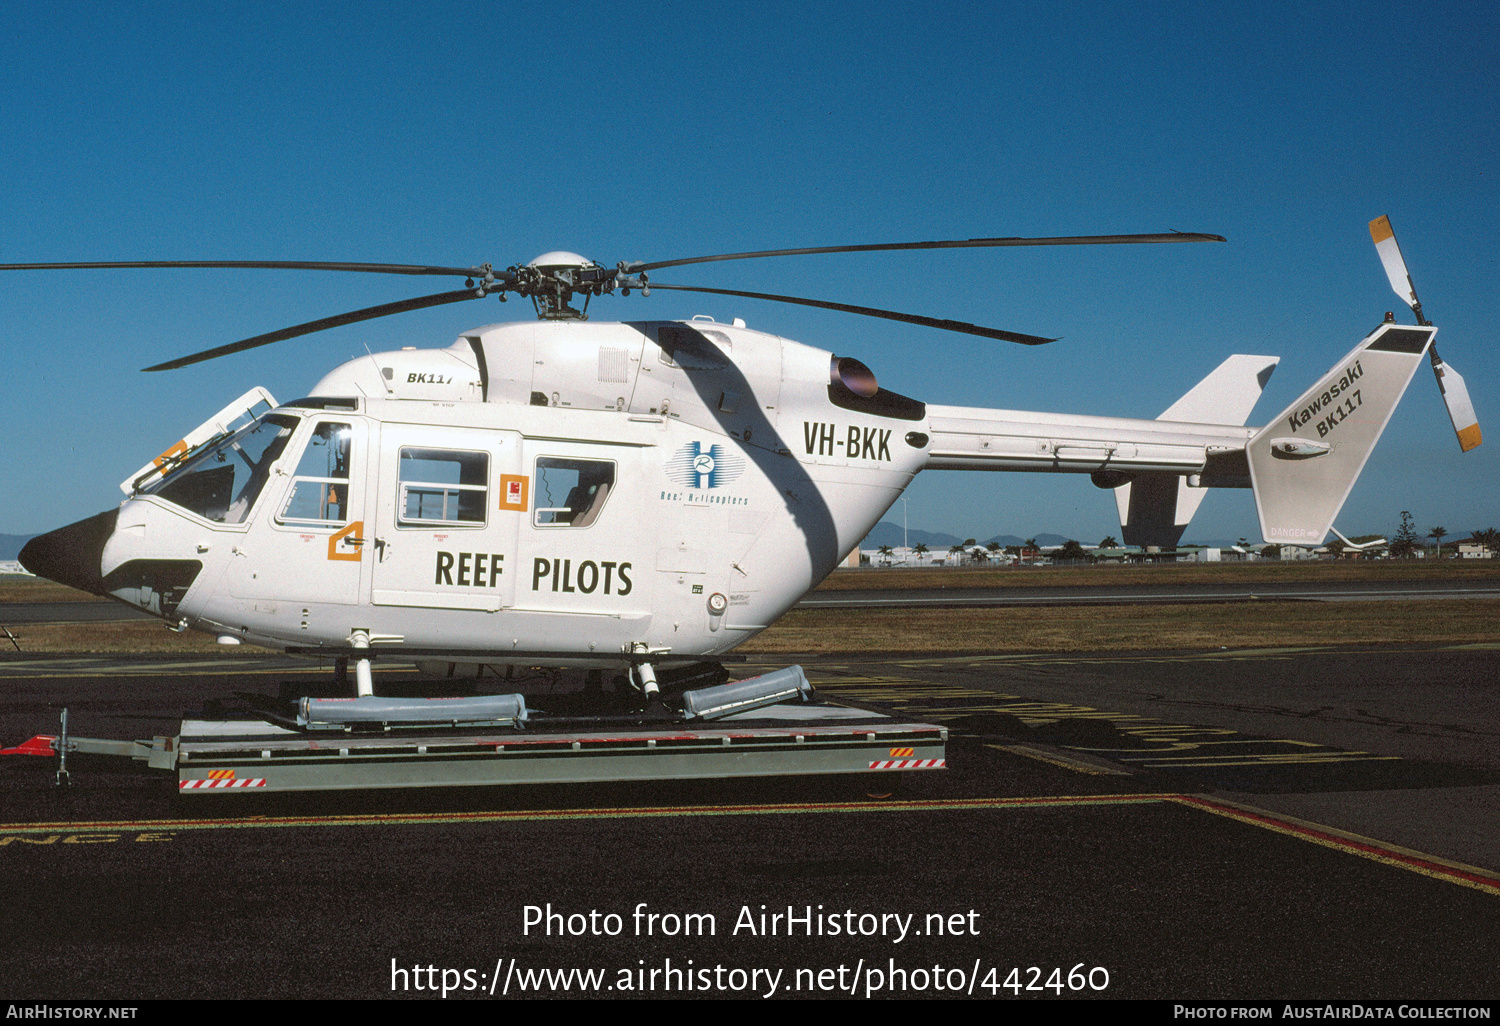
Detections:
[1, 735, 57, 757]
[179, 778, 267, 790]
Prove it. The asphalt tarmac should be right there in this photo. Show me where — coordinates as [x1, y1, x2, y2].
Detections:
[6, 576, 1500, 628]
[1, 644, 1496, 1001]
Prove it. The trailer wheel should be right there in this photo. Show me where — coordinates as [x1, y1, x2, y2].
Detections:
[860, 771, 910, 800]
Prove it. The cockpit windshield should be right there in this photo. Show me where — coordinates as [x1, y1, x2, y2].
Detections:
[142, 414, 300, 523]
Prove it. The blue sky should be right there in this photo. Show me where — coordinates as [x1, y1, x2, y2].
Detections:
[2, 2, 1496, 543]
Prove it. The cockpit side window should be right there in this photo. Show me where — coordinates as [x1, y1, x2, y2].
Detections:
[279, 422, 353, 524]
[534, 457, 615, 528]
[144, 414, 299, 524]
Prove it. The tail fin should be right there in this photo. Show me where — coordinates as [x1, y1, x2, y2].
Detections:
[1248, 321, 1435, 545]
[1114, 354, 1278, 547]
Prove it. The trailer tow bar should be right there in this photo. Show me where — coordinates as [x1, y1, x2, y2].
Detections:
[55, 707, 70, 787]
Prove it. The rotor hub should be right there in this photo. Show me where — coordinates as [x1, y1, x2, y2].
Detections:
[509, 252, 623, 320]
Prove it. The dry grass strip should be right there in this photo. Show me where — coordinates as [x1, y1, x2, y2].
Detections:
[736, 598, 1500, 654]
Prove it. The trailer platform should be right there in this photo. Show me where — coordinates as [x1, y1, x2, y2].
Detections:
[6, 703, 947, 795]
[170, 706, 947, 793]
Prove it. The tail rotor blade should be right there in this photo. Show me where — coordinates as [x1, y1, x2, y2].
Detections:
[1369, 217, 1480, 452]
[1369, 216, 1424, 321]
[1432, 352, 1482, 452]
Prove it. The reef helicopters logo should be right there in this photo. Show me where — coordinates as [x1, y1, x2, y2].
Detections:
[664, 442, 746, 490]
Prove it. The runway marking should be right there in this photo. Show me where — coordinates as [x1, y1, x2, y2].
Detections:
[987, 744, 1132, 776]
[803, 670, 1398, 769]
[1176, 795, 1500, 898]
[1128, 753, 1402, 768]
[0, 794, 1174, 838]
[2, 794, 1494, 896]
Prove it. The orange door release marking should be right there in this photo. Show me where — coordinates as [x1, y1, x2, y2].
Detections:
[328, 521, 364, 561]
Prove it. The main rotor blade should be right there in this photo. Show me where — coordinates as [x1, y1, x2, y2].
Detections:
[629, 232, 1225, 272]
[645, 282, 1056, 345]
[142, 288, 484, 372]
[0, 259, 483, 276]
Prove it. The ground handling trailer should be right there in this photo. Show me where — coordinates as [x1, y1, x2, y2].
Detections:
[2, 665, 948, 794]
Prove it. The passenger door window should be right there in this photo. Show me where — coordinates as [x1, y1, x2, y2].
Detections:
[533, 457, 615, 528]
[397, 448, 488, 527]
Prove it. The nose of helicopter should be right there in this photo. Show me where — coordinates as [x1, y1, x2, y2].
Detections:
[17, 509, 118, 596]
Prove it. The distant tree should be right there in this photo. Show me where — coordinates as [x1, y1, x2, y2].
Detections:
[970, 547, 988, 564]
[1327, 538, 1346, 558]
[913, 542, 929, 563]
[986, 541, 1001, 554]
[1098, 535, 1119, 549]
[1055, 540, 1090, 562]
[948, 543, 964, 565]
[1428, 526, 1448, 558]
[877, 544, 894, 566]
[1390, 511, 1419, 559]
[1004, 545, 1021, 556]
[1261, 544, 1281, 560]
[1476, 528, 1500, 553]
[1024, 538, 1039, 550]
[962, 538, 977, 548]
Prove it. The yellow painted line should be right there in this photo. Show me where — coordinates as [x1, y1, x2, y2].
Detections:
[1140, 753, 1398, 762]
[805, 673, 1397, 769]
[988, 743, 1131, 776]
[0, 794, 1177, 836]
[1172, 795, 1500, 898]
[1122, 753, 1398, 762]
[1, 791, 1497, 897]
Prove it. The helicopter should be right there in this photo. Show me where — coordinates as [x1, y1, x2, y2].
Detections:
[8, 218, 1480, 707]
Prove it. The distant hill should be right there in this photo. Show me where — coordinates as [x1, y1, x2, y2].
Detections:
[0, 535, 36, 561]
[860, 522, 962, 549]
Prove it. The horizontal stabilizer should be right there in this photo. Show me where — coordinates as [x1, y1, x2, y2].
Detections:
[1114, 354, 1277, 548]
[1159, 354, 1279, 424]
[1248, 321, 1434, 545]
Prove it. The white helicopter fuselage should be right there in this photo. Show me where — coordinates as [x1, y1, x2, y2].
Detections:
[102, 319, 934, 664]
[77, 311, 1434, 671]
